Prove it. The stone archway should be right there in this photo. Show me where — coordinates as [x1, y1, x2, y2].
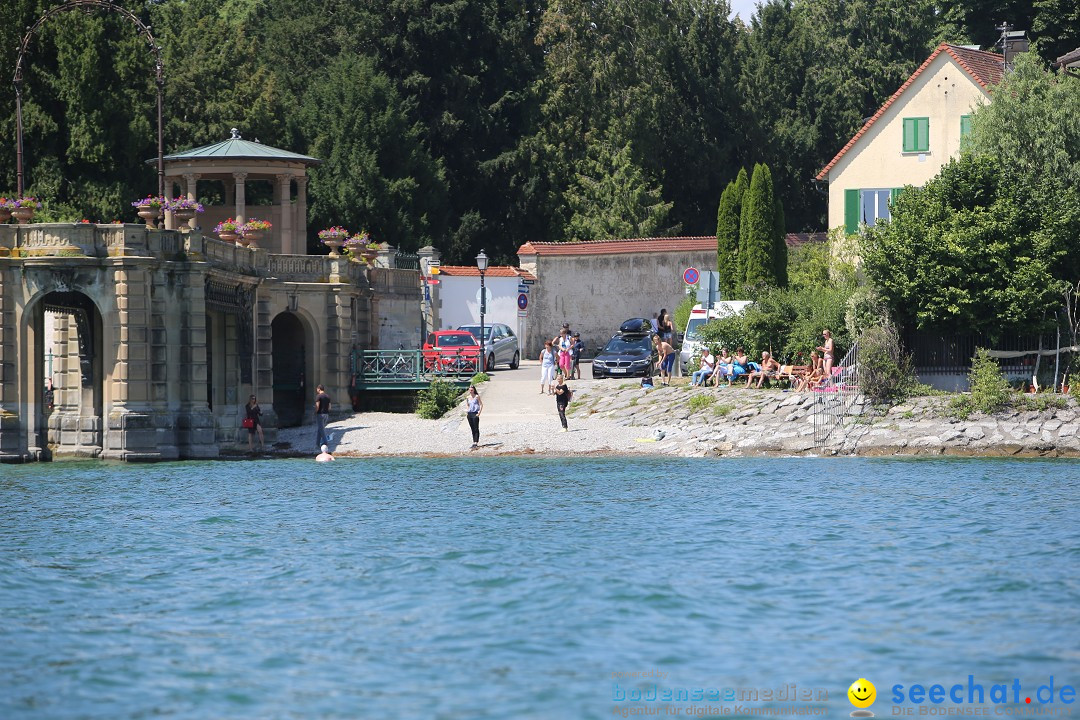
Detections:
[271, 312, 309, 427]
[26, 291, 104, 459]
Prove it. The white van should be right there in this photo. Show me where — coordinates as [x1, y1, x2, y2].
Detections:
[679, 301, 753, 373]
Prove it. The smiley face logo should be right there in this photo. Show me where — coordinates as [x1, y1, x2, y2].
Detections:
[848, 678, 877, 712]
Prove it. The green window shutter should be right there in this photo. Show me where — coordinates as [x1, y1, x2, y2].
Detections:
[844, 189, 860, 235]
[960, 115, 972, 137]
[890, 187, 903, 204]
[903, 118, 930, 152]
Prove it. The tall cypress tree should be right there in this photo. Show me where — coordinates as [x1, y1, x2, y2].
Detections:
[741, 163, 778, 288]
[716, 181, 740, 296]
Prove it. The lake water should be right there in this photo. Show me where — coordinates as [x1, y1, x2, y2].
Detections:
[2, 457, 1078, 719]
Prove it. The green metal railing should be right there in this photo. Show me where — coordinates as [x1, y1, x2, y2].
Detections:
[351, 349, 480, 390]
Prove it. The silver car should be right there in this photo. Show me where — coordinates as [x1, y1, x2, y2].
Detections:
[458, 323, 521, 371]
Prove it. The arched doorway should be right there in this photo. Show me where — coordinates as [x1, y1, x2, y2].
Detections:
[28, 291, 104, 459]
[272, 313, 307, 427]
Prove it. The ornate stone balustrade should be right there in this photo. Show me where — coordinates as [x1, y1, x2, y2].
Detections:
[267, 254, 333, 282]
[369, 267, 420, 296]
[0, 224, 378, 290]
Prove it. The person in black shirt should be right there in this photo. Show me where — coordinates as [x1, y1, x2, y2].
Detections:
[314, 384, 331, 449]
[554, 373, 572, 431]
[245, 394, 264, 452]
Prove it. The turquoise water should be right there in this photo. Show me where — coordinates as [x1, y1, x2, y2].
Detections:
[1, 457, 1079, 719]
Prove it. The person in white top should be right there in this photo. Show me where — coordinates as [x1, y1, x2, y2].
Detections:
[691, 348, 716, 386]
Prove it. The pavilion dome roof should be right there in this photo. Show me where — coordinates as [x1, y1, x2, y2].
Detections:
[159, 129, 321, 165]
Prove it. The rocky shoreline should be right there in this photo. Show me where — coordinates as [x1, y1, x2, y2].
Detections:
[564, 383, 1080, 458]
[263, 378, 1080, 459]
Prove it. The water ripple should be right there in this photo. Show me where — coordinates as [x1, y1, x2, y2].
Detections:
[1, 457, 1078, 719]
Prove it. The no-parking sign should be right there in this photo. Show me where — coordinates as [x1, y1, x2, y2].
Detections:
[517, 293, 529, 311]
[683, 267, 699, 285]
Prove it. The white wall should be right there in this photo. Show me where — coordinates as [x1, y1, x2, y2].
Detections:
[437, 275, 524, 331]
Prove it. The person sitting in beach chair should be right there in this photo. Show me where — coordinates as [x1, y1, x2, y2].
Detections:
[711, 347, 732, 386]
[746, 351, 781, 388]
[795, 351, 825, 392]
[721, 347, 750, 387]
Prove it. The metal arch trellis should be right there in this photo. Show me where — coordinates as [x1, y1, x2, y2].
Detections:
[13, 0, 165, 199]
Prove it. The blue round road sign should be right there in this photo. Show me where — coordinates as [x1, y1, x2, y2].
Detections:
[683, 267, 699, 285]
[517, 293, 529, 310]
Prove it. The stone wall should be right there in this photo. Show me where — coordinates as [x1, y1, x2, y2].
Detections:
[517, 239, 717, 358]
[370, 268, 422, 350]
[572, 384, 1080, 457]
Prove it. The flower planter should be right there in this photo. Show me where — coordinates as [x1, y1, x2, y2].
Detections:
[12, 207, 35, 224]
[172, 208, 196, 224]
[136, 205, 160, 229]
[361, 248, 379, 263]
[218, 231, 238, 243]
[242, 230, 263, 247]
[324, 238, 344, 257]
[0, 208, 11, 224]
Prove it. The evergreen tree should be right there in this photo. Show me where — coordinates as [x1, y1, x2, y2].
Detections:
[741, 163, 780, 289]
[715, 181, 741, 296]
[564, 131, 675, 241]
[302, 54, 448, 253]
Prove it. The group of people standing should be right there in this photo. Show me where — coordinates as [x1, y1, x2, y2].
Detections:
[540, 323, 584, 393]
[689, 329, 837, 391]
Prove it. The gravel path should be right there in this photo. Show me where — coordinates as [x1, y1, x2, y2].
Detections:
[274, 361, 670, 458]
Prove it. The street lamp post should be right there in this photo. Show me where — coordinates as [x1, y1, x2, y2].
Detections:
[476, 249, 488, 373]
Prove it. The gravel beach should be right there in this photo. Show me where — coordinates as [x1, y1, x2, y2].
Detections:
[275, 361, 672, 458]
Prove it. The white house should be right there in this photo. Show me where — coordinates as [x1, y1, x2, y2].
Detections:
[816, 43, 1004, 233]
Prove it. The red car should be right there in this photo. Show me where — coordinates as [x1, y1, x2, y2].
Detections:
[422, 330, 481, 373]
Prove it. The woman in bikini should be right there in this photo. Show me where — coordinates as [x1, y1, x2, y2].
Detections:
[817, 329, 835, 379]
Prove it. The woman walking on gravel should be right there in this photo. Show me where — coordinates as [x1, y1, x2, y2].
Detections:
[465, 386, 483, 449]
[540, 340, 557, 394]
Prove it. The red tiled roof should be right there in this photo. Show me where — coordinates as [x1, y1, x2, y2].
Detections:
[517, 236, 717, 256]
[437, 265, 537, 281]
[815, 43, 1003, 181]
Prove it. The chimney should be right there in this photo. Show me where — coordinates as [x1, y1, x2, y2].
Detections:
[997, 25, 1029, 71]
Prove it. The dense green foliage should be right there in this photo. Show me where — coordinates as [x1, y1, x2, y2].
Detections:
[715, 167, 750, 297]
[416, 380, 463, 419]
[863, 154, 1074, 335]
[740, 164, 785, 290]
[1, 0, 1074, 261]
[716, 164, 785, 297]
[698, 281, 852, 364]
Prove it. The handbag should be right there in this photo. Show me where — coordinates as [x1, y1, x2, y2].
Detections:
[241, 417, 255, 429]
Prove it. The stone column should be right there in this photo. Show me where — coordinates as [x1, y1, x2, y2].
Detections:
[233, 172, 248, 224]
[183, 172, 200, 231]
[0, 268, 26, 461]
[276, 173, 294, 255]
[149, 273, 178, 459]
[323, 287, 352, 412]
[295, 175, 308, 254]
[418, 245, 441, 337]
[255, 296, 277, 441]
[103, 261, 164, 461]
[175, 269, 217, 458]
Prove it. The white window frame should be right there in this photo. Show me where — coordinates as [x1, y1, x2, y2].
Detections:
[860, 188, 892, 227]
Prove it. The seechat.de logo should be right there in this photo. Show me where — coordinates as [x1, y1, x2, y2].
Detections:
[849, 678, 877, 717]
